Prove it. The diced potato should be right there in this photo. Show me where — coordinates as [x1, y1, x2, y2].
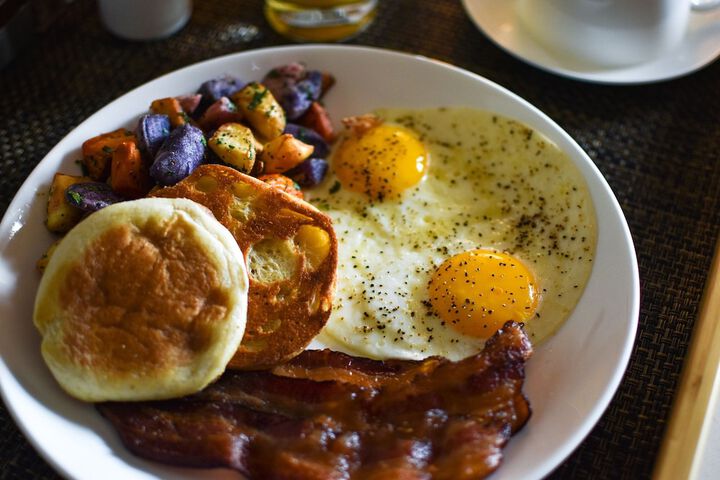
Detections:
[37, 238, 62, 273]
[150, 124, 206, 186]
[208, 123, 259, 173]
[150, 97, 188, 128]
[321, 72, 335, 95]
[198, 97, 244, 132]
[81, 129, 136, 181]
[176, 93, 202, 115]
[231, 82, 286, 140]
[300, 102, 335, 142]
[260, 134, 314, 174]
[46, 173, 93, 233]
[110, 141, 151, 199]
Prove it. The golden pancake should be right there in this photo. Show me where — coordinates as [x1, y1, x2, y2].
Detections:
[151, 165, 338, 370]
[33, 198, 249, 401]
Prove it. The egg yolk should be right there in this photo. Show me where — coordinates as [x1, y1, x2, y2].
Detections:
[334, 124, 428, 200]
[428, 249, 539, 339]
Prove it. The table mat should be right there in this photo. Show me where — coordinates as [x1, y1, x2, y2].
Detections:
[1, 0, 719, 478]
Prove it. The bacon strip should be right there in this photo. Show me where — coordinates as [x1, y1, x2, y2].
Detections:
[98, 321, 532, 479]
[270, 348, 423, 388]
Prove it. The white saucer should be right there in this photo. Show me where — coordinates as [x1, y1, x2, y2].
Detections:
[461, 0, 720, 84]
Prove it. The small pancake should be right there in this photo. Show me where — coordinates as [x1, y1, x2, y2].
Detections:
[33, 198, 249, 402]
[151, 165, 338, 370]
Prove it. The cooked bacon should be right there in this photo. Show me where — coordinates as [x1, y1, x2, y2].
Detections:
[270, 349, 423, 388]
[98, 321, 532, 479]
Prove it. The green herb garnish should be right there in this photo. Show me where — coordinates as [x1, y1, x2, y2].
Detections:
[248, 84, 268, 111]
[68, 190, 83, 205]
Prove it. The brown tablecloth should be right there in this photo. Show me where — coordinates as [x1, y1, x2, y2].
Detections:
[2, 0, 719, 478]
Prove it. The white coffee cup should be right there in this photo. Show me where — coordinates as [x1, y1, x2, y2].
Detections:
[98, 0, 192, 41]
[516, 0, 718, 67]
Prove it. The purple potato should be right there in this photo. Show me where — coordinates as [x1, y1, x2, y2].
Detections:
[283, 72, 322, 119]
[136, 114, 170, 158]
[150, 124, 206, 186]
[263, 64, 322, 120]
[196, 76, 245, 114]
[284, 123, 329, 158]
[65, 182, 123, 212]
[296, 70, 322, 102]
[263, 63, 306, 91]
[281, 86, 313, 121]
[285, 158, 328, 187]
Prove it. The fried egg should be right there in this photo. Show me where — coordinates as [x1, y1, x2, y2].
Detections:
[310, 108, 596, 360]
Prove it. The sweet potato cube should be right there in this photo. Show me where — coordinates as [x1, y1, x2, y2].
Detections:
[150, 97, 188, 128]
[46, 173, 93, 233]
[110, 141, 151, 199]
[320, 72, 335, 95]
[298, 102, 334, 143]
[81, 129, 136, 181]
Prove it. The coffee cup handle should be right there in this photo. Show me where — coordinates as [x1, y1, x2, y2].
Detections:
[691, 0, 720, 11]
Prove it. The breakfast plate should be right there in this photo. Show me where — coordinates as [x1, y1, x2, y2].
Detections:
[0, 45, 639, 479]
[461, 0, 720, 84]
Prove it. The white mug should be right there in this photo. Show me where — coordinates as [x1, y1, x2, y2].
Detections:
[516, 0, 719, 67]
[98, 0, 193, 41]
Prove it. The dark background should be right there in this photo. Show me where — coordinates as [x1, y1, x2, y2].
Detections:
[1, 1, 719, 478]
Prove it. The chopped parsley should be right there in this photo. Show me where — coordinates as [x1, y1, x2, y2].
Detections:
[67, 190, 83, 205]
[247, 84, 268, 111]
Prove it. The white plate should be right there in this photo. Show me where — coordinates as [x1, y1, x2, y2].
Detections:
[0, 45, 639, 480]
[461, 0, 720, 84]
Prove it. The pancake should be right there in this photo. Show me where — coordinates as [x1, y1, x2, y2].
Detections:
[150, 165, 338, 370]
[33, 198, 249, 402]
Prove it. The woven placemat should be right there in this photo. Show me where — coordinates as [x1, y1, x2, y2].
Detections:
[1, 0, 719, 478]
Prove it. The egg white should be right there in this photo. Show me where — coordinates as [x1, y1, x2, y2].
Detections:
[309, 108, 596, 360]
